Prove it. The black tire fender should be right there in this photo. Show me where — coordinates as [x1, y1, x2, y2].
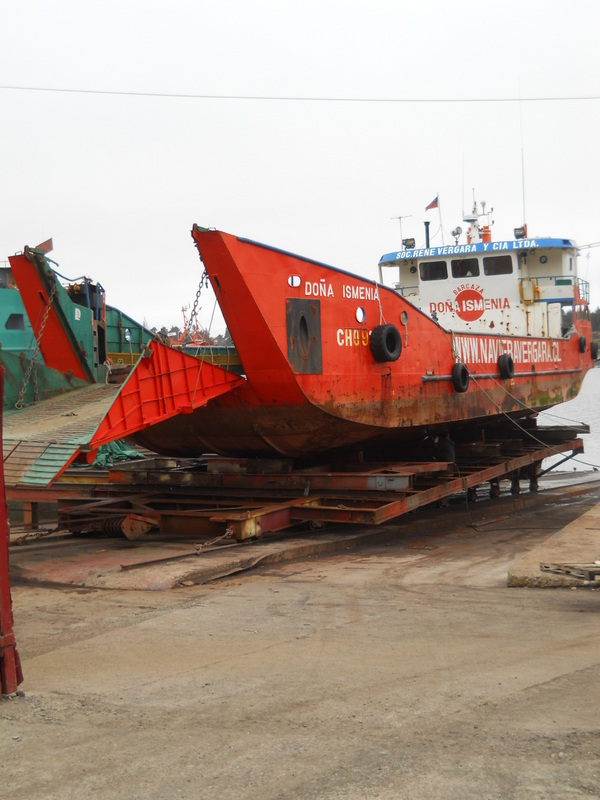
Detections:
[370, 324, 402, 363]
[497, 353, 514, 379]
[591, 341, 599, 361]
[451, 362, 469, 393]
[579, 336, 587, 354]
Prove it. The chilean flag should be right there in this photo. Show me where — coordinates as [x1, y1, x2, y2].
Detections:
[425, 196, 439, 211]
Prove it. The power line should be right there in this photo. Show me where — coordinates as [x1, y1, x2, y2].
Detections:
[0, 84, 599, 103]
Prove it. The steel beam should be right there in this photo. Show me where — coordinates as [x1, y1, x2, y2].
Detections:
[9, 431, 586, 545]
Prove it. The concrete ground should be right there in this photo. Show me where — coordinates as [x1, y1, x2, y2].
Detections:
[2, 478, 599, 799]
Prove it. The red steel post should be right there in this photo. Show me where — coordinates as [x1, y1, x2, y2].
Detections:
[0, 365, 23, 695]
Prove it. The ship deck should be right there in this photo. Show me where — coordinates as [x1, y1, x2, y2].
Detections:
[3, 384, 120, 487]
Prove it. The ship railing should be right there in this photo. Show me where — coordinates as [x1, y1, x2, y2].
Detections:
[525, 274, 582, 300]
[577, 277, 590, 304]
[520, 277, 568, 303]
[521, 275, 590, 305]
[393, 283, 420, 298]
[530, 274, 574, 288]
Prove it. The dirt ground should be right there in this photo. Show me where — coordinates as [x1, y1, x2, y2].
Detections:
[2, 485, 600, 800]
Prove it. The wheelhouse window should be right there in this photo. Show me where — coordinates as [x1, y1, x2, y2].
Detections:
[451, 257, 479, 278]
[419, 260, 447, 281]
[5, 313, 25, 330]
[561, 301, 574, 335]
[0, 268, 14, 289]
[483, 255, 513, 276]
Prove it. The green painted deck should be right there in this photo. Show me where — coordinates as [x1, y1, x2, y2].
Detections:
[2, 384, 120, 487]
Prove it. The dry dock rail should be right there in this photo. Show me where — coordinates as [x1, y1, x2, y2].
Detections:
[8, 422, 582, 543]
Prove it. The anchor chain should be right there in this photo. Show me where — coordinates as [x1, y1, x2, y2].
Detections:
[15, 277, 58, 409]
[184, 270, 211, 341]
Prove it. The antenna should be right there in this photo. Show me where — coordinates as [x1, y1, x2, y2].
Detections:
[461, 155, 465, 219]
[391, 214, 413, 246]
[519, 84, 527, 227]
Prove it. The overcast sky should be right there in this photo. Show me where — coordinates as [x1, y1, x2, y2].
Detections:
[1, 0, 599, 333]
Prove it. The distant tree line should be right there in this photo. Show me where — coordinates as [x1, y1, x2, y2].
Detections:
[150, 325, 233, 347]
[153, 317, 600, 342]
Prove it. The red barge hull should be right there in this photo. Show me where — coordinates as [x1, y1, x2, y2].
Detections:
[132, 228, 594, 458]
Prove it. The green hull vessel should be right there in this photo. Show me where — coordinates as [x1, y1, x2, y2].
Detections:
[0, 259, 154, 410]
[1, 252, 241, 411]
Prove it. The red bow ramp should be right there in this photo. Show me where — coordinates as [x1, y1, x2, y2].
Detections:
[2, 341, 244, 489]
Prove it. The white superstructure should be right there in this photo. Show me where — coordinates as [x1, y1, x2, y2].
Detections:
[378, 205, 588, 339]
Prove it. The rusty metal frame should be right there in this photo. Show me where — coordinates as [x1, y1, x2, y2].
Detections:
[44, 434, 585, 543]
[1, 367, 24, 695]
[287, 442, 583, 526]
[540, 562, 600, 582]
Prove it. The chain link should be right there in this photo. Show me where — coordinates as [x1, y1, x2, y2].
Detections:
[194, 526, 234, 553]
[15, 277, 58, 409]
[184, 270, 210, 341]
[31, 351, 39, 403]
